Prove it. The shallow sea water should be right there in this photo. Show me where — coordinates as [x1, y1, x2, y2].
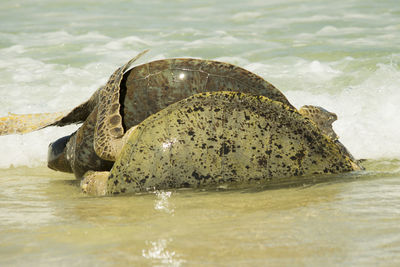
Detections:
[1, 0, 400, 266]
[1, 162, 400, 266]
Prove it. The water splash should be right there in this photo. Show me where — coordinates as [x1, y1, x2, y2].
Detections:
[142, 239, 185, 266]
[154, 191, 175, 214]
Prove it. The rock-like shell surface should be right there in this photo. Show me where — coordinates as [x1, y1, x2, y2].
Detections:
[106, 92, 355, 195]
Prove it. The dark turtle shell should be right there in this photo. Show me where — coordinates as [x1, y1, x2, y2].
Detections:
[120, 58, 293, 129]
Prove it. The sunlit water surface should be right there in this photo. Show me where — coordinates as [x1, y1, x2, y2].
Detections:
[1, 162, 400, 266]
[1, 0, 400, 265]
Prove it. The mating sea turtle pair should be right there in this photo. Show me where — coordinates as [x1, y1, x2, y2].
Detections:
[1, 50, 293, 178]
[0, 51, 362, 195]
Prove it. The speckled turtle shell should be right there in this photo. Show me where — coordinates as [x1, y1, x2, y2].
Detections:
[55, 57, 294, 178]
[101, 91, 358, 195]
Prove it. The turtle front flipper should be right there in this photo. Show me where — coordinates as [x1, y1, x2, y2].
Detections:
[0, 111, 69, 135]
[94, 49, 149, 161]
[81, 171, 110, 196]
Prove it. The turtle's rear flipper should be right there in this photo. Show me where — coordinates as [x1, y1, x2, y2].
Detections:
[0, 99, 93, 136]
[0, 111, 70, 135]
[49, 88, 101, 127]
[0, 87, 101, 136]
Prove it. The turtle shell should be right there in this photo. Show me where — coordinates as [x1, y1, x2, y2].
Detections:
[120, 58, 293, 129]
[106, 91, 356, 195]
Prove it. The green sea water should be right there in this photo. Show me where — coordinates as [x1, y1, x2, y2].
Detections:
[1, 0, 400, 266]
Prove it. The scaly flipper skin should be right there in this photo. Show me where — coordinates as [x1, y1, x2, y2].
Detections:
[0, 111, 69, 135]
[50, 88, 102, 127]
[64, 106, 114, 178]
[81, 171, 109, 196]
[0, 87, 102, 136]
[94, 50, 149, 161]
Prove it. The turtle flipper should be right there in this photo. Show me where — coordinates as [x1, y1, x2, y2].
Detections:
[94, 50, 149, 161]
[0, 87, 102, 136]
[0, 111, 69, 135]
[81, 171, 110, 196]
[50, 88, 101, 127]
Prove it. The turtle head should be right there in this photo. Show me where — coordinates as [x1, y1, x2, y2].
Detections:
[47, 134, 73, 173]
[298, 105, 339, 141]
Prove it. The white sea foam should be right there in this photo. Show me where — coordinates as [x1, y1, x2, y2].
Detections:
[246, 54, 400, 160]
[285, 62, 400, 160]
[0, 125, 79, 169]
[231, 11, 262, 21]
[316, 26, 365, 36]
[213, 56, 249, 67]
[184, 35, 241, 48]
[245, 58, 343, 93]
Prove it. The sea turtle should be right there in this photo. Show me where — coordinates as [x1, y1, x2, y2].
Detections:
[2, 51, 295, 178]
[298, 105, 359, 164]
[81, 91, 362, 196]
